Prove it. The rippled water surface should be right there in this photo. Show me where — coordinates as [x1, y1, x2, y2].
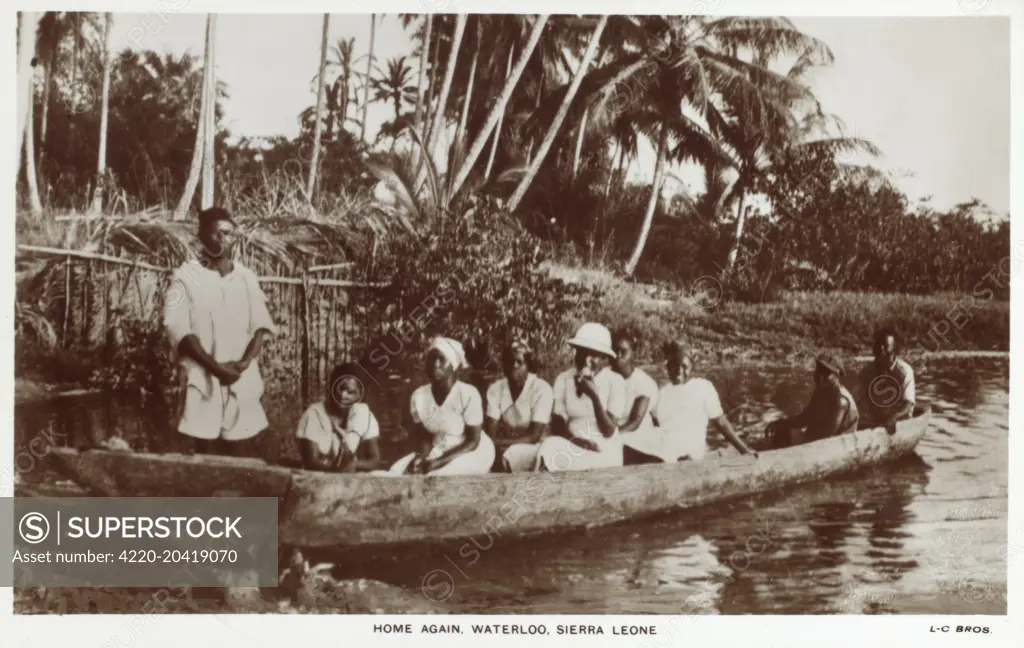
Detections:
[15, 357, 1009, 614]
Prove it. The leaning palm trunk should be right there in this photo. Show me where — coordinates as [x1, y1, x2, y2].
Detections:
[307, 14, 330, 202]
[39, 56, 54, 180]
[360, 15, 376, 145]
[625, 123, 668, 276]
[484, 47, 515, 182]
[723, 189, 748, 273]
[449, 15, 549, 200]
[173, 15, 214, 221]
[572, 108, 588, 179]
[455, 20, 481, 148]
[507, 16, 607, 213]
[89, 13, 113, 214]
[414, 15, 432, 136]
[201, 15, 218, 209]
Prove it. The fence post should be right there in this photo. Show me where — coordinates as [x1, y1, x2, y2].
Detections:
[299, 274, 311, 407]
[62, 255, 72, 347]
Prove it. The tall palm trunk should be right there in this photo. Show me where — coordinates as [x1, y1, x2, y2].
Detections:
[604, 141, 620, 198]
[201, 15, 218, 209]
[507, 16, 607, 213]
[89, 13, 113, 214]
[414, 15, 432, 135]
[572, 109, 588, 179]
[424, 14, 467, 167]
[173, 15, 214, 221]
[23, 62, 44, 216]
[307, 14, 330, 201]
[723, 190, 748, 272]
[484, 47, 515, 181]
[17, 12, 41, 202]
[39, 55, 54, 179]
[360, 14, 375, 144]
[525, 69, 544, 165]
[455, 19, 481, 148]
[625, 123, 668, 276]
[449, 15, 548, 200]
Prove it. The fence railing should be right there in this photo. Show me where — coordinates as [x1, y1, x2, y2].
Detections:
[16, 244, 393, 408]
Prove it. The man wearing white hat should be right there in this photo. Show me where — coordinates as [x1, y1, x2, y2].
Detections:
[537, 323, 629, 471]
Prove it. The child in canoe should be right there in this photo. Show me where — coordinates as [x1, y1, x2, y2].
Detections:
[295, 362, 384, 472]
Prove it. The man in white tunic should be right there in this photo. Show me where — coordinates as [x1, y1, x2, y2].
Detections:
[163, 207, 277, 454]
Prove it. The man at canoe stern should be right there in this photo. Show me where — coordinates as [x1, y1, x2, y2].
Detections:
[858, 327, 916, 434]
[162, 207, 277, 455]
[765, 353, 858, 448]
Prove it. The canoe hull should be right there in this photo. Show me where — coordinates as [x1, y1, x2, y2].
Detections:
[47, 410, 930, 549]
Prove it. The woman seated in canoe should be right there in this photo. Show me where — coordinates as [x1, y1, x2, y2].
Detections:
[623, 342, 756, 462]
[765, 353, 859, 449]
[612, 329, 659, 440]
[536, 323, 628, 472]
[295, 362, 384, 472]
[490, 337, 555, 472]
[384, 337, 496, 476]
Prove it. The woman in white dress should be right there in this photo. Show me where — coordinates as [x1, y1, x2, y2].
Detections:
[386, 337, 496, 476]
[611, 330, 659, 440]
[488, 339, 555, 472]
[623, 342, 757, 462]
[537, 323, 628, 472]
[295, 362, 383, 472]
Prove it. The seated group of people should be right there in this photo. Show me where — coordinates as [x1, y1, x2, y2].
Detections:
[294, 323, 916, 477]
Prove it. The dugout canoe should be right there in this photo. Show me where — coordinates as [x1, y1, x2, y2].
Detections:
[46, 407, 930, 550]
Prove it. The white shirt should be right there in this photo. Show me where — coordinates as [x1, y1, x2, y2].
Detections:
[623, 367, 659, 431]
[552, 366, 628, 450]
[295, 402, 380, 456]
[485, 373, 554, 432]
[410, 381, 484, 458]
[163, 260, 276, 398]
[654, 378, 724, 462]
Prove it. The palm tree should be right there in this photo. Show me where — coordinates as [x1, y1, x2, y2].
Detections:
[89, 12, 113, 214]
[360, 14, 376, 144]
[507, 16, 608, 212]
[173, 14, 215, 221]
[413, 15, 432, 136]
[448, 15, 550, 201]
[531, 16, 829, 275]
[424, 14, 468, 165]
[307, 14, 330, 200]
[369, 56, 416, 151]
[371, 56, 416, 122]
[484, 47, 515, 181]
[317, 37, 357, 140]
[201, 14, 218, 209]
[454, 18, 482, 149]
[712, 45, 880, 271]
[35, 12, 69, 179]
[18, 12, 43, 214]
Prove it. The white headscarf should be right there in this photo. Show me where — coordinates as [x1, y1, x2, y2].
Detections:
[428, 337, 468, 371]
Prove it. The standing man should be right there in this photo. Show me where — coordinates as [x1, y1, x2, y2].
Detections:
[858, 327, 916, 434]
[163, 207, 277, 455]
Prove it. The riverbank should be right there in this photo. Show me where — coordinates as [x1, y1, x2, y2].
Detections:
[559, 264, 1009, 366]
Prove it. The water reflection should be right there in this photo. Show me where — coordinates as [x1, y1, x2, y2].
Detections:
[13, 357, 1008, 614]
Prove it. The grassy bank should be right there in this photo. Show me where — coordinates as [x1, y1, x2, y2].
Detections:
[558, 264, 1009, 368]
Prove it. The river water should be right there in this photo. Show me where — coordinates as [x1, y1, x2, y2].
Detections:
[13, 356, 1009, 614]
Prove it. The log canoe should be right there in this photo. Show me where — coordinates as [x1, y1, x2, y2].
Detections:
[46, 408, 930, 550]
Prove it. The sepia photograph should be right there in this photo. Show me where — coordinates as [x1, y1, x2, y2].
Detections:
[6, 0, 1016, 633]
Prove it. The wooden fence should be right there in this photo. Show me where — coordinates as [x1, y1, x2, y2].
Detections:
[16, 245, 393, 408]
